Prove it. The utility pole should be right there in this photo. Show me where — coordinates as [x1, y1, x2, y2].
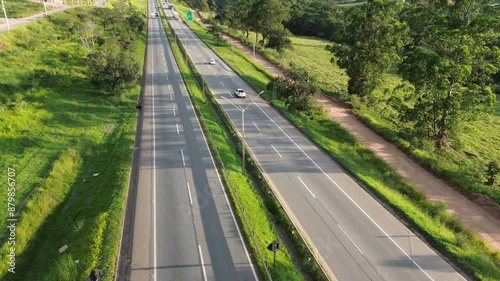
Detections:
[1, 0, 10, 32]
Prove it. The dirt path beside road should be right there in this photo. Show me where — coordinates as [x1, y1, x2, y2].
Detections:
[221, 32, 500, 251]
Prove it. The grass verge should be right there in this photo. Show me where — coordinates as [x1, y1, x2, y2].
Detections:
[0, 6, 145, 281]
[157, 6, 305, 281]
[168, 1, 500, 280]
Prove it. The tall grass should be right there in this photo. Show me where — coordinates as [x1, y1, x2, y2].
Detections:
[0, 6, 145, 281]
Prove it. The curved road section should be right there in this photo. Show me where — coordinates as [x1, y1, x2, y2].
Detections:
[128, 0, 258, 280]
[164, 6, 468, 281]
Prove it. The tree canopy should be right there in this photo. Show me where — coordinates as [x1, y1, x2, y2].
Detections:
[326, 0, 409, 97]
[397, 0, 500, 149]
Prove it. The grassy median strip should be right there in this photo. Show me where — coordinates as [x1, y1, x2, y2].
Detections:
[168, 1, 500, 280]
[157, 8, 304, 281]
[0, 7, 145, 280]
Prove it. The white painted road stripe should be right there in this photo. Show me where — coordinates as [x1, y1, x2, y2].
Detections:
[220, 81, 224, 86]
[187, 182, 193, 205]
[198, 245, 208, 281]
[151, 27, 158, 281]
[297, 176, 316, 198]
[271, 144, 282, 158]
[176, 124, 180, 135]
[338, 224, 364, 255]
[170, 94, 172, 101]
[255, 103, 435, 280]
[252, 121, 260, 131]
[172, 107, 176, 116]
[181, 149, 185, 166]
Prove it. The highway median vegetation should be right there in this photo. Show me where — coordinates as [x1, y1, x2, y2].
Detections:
[168, 1, 500, 280]
[157, 5, 313, 280]
[0, 2, 145, 280]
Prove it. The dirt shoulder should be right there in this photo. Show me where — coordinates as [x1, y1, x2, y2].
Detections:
[221, 32, 500, 251]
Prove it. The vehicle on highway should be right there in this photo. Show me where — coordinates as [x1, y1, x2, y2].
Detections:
[154, 12, 159, 17]
[209, 58, 216, 65]
[234, 88, 246, 98]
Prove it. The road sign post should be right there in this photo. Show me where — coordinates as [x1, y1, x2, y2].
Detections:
[186, 11, 192, 21]
[266, 240, 282, 267]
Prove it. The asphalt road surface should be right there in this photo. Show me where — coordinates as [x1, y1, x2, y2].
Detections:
[128, 1, 258, 280]
[164, 6, 468, 281]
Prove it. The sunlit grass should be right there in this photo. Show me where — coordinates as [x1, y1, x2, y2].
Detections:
[0, 5, 145, 280]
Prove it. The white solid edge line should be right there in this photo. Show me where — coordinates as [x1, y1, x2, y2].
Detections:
[181, 149, 185, 166]
[180, 69, 259, 280]
[255, 103, 435, 281]
[151, 10, 158, 281]
[271, 144, 282, 158]
[198, 244, 208, 281]
[187, 182, 193, 205]
[176, 123, 180, 135]
[338, 224, 364, 255]
[252, 121, 260, 131]
[297, 176, 316, 198]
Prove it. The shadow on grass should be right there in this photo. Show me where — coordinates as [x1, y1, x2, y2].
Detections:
[0, 122, 134, 281]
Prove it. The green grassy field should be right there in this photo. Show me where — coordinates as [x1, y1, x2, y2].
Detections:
[0, 5, 144, 280]
[158, 8, 304, 280]
[170, 1, 500, 279]
[3, 0, 46, 18]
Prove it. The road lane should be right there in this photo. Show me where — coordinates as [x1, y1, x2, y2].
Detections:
[165, 7, 468, 281]
[129, 1, 258, 280]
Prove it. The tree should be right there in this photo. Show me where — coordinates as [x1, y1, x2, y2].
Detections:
[398, 1, 500, 149]
[87, 39, 140, 93]
[265, 27, 292, 52]
[326, 0, 409, 97]
[76, 20, 101, 54]
[207, 23, 223, 45]
[486, 160, 500, 187]
[267, 66, 319, 112]
[218, 0, 256, 38]
[250, 0, 291, 45]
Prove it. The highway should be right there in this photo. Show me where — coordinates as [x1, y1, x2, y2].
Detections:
[128, 0, 258, 280]
[164, 5, 468, 281]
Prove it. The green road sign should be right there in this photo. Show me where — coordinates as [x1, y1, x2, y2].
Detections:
[186, 11, 192, 21]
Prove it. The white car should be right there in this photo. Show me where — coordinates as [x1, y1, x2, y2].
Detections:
[234, 88, 246, 98]
[209, 58, 216, 65]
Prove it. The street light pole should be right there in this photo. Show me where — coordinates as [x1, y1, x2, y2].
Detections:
[1, 0, 10, 32]
[241, 90, 264, 175]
